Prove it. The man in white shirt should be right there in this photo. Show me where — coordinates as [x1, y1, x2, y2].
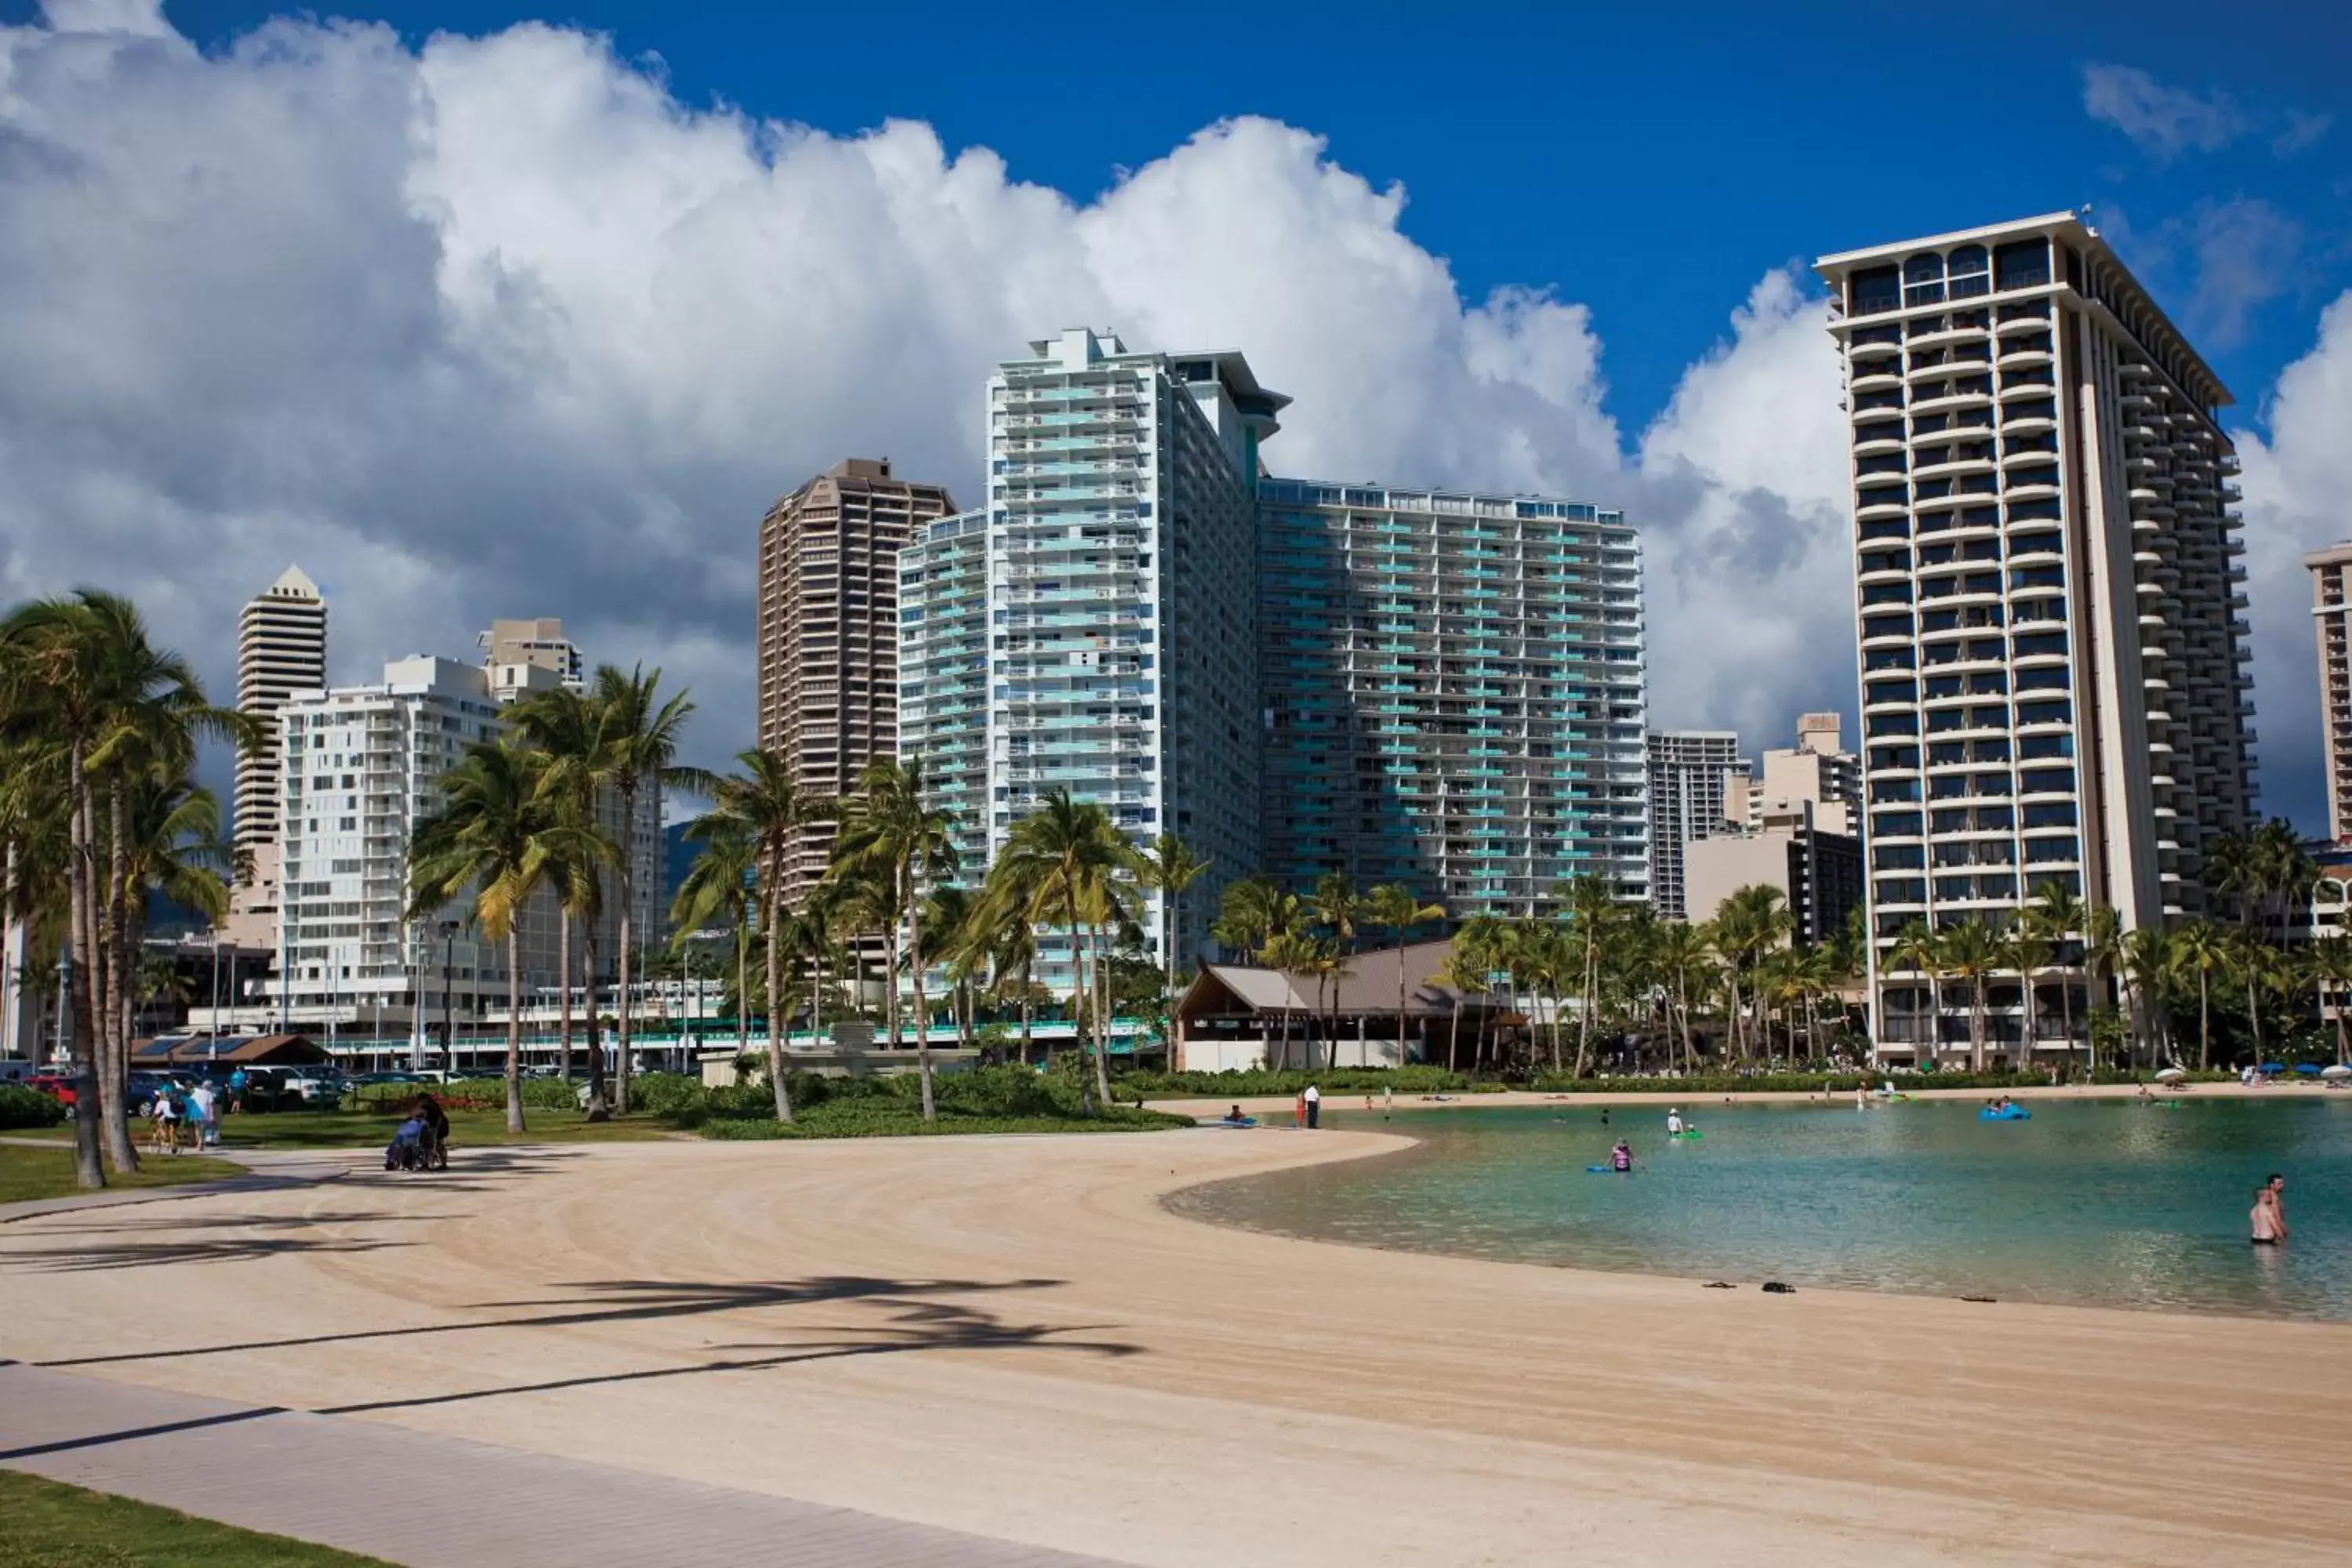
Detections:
[189, 1080, 219, 1148]
[1303, 1083, 1322, 1130]
[1666, 1108, 1685, 1137]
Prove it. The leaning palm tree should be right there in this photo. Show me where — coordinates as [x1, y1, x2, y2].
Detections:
[1210, 876, 1294, 963]
[1130, 833, 1210, 1061]
[1, 590, 252, 1182]
[408, 742, 585, 1134]
[1364, 883, 1445, 1064]
[1432, 948, 1488, 1073]
[1884, 920, 1940, 1062]
[1259, 929, 1319, 1073]
[584, 664, 713, 1115]
[830, 757, 959, 1120]
[2122, 924, 2180, 1069]
[1652, 920, 1713, 1072]
[2005, 923, 2054, 1062]
[1556, 875, 1621, 1077]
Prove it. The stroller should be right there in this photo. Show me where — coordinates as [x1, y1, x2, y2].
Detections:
[384, 1116, 430, 1172]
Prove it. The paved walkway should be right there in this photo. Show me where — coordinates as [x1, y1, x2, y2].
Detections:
[0, 1145, 361, 1223]
[0, 1362, 1127, 1566]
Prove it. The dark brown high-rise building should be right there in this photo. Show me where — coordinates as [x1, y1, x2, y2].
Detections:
[757, 458, 956, 898]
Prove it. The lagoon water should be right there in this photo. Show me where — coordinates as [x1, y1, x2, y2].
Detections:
[1171, 1096, 2352, 1320]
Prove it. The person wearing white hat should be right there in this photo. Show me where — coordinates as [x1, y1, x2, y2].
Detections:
[1666, 1108, 1685, 1136]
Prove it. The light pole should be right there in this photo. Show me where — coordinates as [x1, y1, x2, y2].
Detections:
[440, 920, 459, 1073]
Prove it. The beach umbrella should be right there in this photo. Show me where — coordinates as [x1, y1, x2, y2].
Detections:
[2321, 1065, 2352, 1080]
[2259, 1062, 2286, 1074]
[2295, 1063, 2323, 1076]
[2154, 1067, 2187, 1082]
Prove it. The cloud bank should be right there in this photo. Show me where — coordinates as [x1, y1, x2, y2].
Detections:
[0, 4, 2335, 827]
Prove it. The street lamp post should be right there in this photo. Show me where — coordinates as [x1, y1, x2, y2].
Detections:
[440, 920, 459, 1073]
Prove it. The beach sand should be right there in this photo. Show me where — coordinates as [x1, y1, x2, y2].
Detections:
[3, 1128, 2344, 1566]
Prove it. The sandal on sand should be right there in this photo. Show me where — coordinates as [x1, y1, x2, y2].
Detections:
[1762, 1281, 1796, 1294]
[1703, 1280, 1735, 1290]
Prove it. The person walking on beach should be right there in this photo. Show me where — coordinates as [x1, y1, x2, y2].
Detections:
[189, 1079, 219, 1149]
[1304, 1083, 1322, 1130]
[2252, 1174, 2288, 1244]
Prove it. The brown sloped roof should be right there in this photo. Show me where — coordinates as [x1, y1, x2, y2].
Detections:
[162, 1034, 330, 1065]
[1178, 938, 1496, 1021]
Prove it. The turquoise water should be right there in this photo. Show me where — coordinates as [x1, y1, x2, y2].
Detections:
[1170, 1098, 2352, 1320]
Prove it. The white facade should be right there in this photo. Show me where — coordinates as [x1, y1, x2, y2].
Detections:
[1646, 731, 1747, 920]
[1817, 213, 2256, 1059]
[977, 329, 1280, 975]
[897, 510, 991, 874]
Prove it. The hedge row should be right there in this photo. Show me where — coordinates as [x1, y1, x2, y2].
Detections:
[0, 1083, 66, 1131]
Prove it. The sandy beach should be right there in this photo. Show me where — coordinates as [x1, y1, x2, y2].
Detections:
[4, 1127, 2346, 1566]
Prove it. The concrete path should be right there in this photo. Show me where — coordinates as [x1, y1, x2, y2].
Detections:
[0, 1361, 1125, 1566]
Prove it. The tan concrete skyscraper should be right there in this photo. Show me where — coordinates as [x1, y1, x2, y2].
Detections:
[223, 564, 327, 949]
[2307, 543, 2352, 841]
[757, 459, 955, 898]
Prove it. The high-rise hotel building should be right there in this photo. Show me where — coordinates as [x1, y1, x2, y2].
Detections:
[758, 459, 956, 901]
[898, 328, 1650, 984]
[895, 330, 1274, 975]
[1257, 485, 1647, 915]
[2305, 543, 2352, 843]
[1642, 731, 1744, 920]
[1817, 214, 2256, 1058]
[223, 565, 327, 951]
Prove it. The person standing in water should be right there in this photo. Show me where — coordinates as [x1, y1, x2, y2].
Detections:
[2252, 1174, 2288, 1244]
[1666, 1108, 1685, 1137]
[1303, 1082, 1322, 1129]
[1610, 1139, 1635, 1172]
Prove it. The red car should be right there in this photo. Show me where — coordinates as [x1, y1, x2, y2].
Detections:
[26, 1073, 78, 1109]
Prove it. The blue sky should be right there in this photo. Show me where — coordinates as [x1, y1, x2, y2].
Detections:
[136, 0, 2351, 439]
[2, 1, 2347, 829]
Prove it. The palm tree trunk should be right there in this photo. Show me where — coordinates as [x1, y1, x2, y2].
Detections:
[92, 782, 135, 1174]
[557, 905, 575, 1085]
[1019, 956, 1035, 1062]
[766, 868, 793, 1123]
[735, 916, 750, 1058]
[582, 926, 607, 1118]
[504, 927, 525, 1134]
[1091, 920, 1113, 1109]
[64, 742, 104, 1190]
[2247, 975, 2263, 1059]
[615, 780, 637, 1116]
[2198, 971, 2211, 1070]
[909, 874, 936, 1122]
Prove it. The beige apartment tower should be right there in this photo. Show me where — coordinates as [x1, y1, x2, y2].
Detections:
[223, 565, 327, 950]
[757, 459, 956, 898]
[2309, 543, 2352, 842]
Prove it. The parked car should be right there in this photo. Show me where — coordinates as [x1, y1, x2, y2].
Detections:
[27, 1073, 78, 1110]
[274, 1068, 347, 1105]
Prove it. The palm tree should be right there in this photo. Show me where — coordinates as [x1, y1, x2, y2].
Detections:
[2307, 933, 2352, 1066]
[1210, 876, 1291, 961]
[994, 790, 1132, 1106]
[1933, 920, 2004, 1072]
[584, 664, 713, 1116]
[1432, 948, 1487, 1073]
[1714, 884, 1793, 1061]
[1313, 872, 1362, 954]
[2251, 818, 2315, 947]
[831, 757, 959, 1120]
[408, 742, 584, 1134]
[2167, 920, 2229, 1071]
[2082, 905, 2126, 1073]
[670, 814, 757, 1064]
[1364, 884, 1445, 1065]
[1556, 875, 1621, 1077]
[1886, 919, 1940, 1061]
[1653, 921, 1712, 1072]
[2005, 924, 2053, 1062]
[1260, 929, 1318, 1072]
[1, 590, 252, 1182]
[2224, 924, 2281, 1065]
[2023, 881, 2086, 1069]
[2122, 924, 2179, 1069]
[505, 685, 608, 1098]
[692, 747, 834, 1123]
[1130, 833, 1210, 1063]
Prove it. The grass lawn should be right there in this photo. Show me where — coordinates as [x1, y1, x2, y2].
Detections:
[0, 1145, 244, 1205]
[0, 1470, 392, 1566]
[205, 1105, 684, 1151]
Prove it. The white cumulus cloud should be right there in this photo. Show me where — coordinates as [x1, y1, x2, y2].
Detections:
[2082, 63, 2247, 157]
[0, 3, 2332, 829]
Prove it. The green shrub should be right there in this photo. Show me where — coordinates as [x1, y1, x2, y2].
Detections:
[0, 1083, 66, 1131]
